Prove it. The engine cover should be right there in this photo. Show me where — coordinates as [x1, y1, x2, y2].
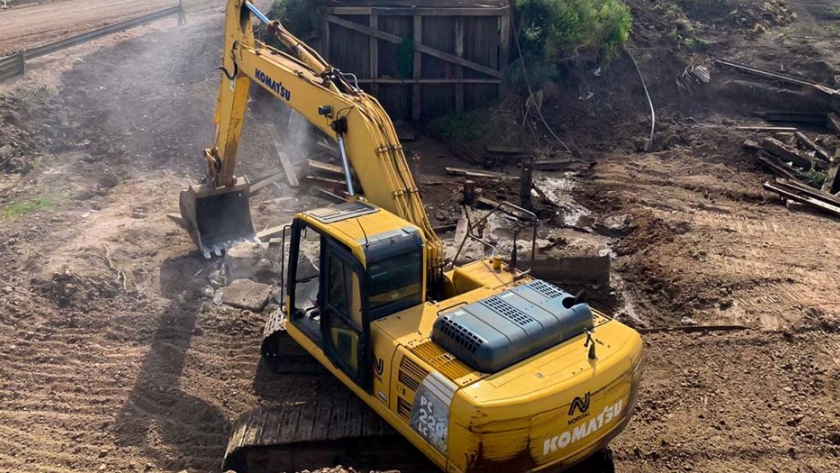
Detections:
[431, 280, 594, 373]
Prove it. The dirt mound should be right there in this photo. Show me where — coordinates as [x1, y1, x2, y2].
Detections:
[35, 270, 123, 309]
[674, 0, 795, 32]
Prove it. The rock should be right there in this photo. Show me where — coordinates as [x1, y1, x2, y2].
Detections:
[719, 298, 734, 310]
[0, 144, 13, 160]
[2, 286, 12, 294]
[73, 189, 96, 201]
[595, 214, 631, 236]
[680, 316, 698, 326]
[200, 285, 215, 298]
[98, 448, 108, 458]
[221, 279, 272, 312]
[224, 242, 279, 283]
[208, 270, 227, 288]
[98, 173, 120, 189]
[130, 208, 146, 219]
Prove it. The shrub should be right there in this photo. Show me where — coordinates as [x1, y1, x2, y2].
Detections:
[514, 0, 632, 64]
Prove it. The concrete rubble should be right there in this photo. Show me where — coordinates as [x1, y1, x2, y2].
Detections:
[221, 279, 273, 312]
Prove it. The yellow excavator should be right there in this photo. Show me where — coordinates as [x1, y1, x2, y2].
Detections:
[179, 1, 644, 471]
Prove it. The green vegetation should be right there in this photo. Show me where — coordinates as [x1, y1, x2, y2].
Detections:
[1, 195, 59, 220]
[684, 36, 708, 51]
[510, 0, 632, 91]
[259, 0, 319, 46]
[804, 169, 827, 188]
[514, 0, 632, 61]
[432, 113, 489, 142]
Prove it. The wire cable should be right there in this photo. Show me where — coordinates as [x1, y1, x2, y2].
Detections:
[625, 47, 656, 151]
[511, 22, 580, 160]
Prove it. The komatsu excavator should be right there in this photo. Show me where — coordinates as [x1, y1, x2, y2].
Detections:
[179, 1, 644, 471]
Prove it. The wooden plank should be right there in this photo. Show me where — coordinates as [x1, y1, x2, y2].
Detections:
[412, 15, 422, 122]
[735, 126, 798, 132]
[758, 152, 800, 180]
[356, 77, 502, 84]
[257, 224, 292, 240]
[249, 170, 285, 194]
[369, 12, 379, 95]
[325, 15, 504, 79]
[760, 137, 812, 169]
[764, 182, 840, 218]
[315, 139, 340, 158]
[486, 146, 540, 155]
[476, 195, 502, 208]
[717, 60, 839, 96]
[308, 159, 348, 176]
[455, 17, 464, 114]
[271, 128, 300, 187]
[776, 178, 840, 207]
[328, 6, 510, 16]
[445, 167, 515, 180]
[312, 186, 347, 203]
[305, 175, 354, 193]
[828, 113, 840, 135]
[794, 131, 832, 162]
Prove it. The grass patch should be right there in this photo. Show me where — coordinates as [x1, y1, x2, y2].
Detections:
[804, 169, 827, 188]
[1, 196, 60, 220]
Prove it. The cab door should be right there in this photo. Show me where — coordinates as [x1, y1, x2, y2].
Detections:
[321, 240, 370, 391]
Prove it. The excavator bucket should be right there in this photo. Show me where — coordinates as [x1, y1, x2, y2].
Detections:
[179, 176, 256, 256]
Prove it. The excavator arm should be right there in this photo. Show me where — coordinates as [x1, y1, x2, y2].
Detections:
[183, 0, 444, 286]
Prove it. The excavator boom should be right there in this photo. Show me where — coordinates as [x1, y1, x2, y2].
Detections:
[180, 0, 444, 284]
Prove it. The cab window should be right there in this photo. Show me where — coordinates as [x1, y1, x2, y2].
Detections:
[367, 249, 423, 320]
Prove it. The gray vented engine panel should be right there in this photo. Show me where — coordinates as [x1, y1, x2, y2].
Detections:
[431, 280, 594, 373]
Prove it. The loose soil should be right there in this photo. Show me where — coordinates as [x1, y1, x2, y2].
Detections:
[0, 0, 839, 472]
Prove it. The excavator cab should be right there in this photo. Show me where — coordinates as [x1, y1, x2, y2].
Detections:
[179, 176, 256, 256]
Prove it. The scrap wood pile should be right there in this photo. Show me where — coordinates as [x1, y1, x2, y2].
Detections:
[742, 113, 840, 218]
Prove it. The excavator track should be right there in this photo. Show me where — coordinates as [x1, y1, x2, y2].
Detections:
[223, 310, 437, 473]
[222, 397, 436, 473]
[260, 309, 325, 374]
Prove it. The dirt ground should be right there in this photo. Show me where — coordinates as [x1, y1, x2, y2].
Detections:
[0, 0, 223, 55]
[0, 0, 839, 472]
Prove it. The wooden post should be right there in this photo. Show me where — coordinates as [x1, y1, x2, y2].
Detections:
[178, 0, 186, 26]
[463, 179, 476, 206]
[17, 50, 26, 77]
[498, 12, 510, 96]
[412, 15, 422, 122]
[370, 12, 379, 95]
[520, 161, 533, 207]
[455, 17, 464, 114]
[321, 13, 331, 61]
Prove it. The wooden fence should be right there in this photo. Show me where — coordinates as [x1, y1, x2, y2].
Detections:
[319, 2, 511, 121]
[0, 4, 184, 83]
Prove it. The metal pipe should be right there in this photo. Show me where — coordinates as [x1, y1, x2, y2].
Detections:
[243, 1, 271, 25]
[336, 134, 355, 196]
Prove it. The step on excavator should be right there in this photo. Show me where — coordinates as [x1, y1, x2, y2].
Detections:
[179, 1, 645, 471]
